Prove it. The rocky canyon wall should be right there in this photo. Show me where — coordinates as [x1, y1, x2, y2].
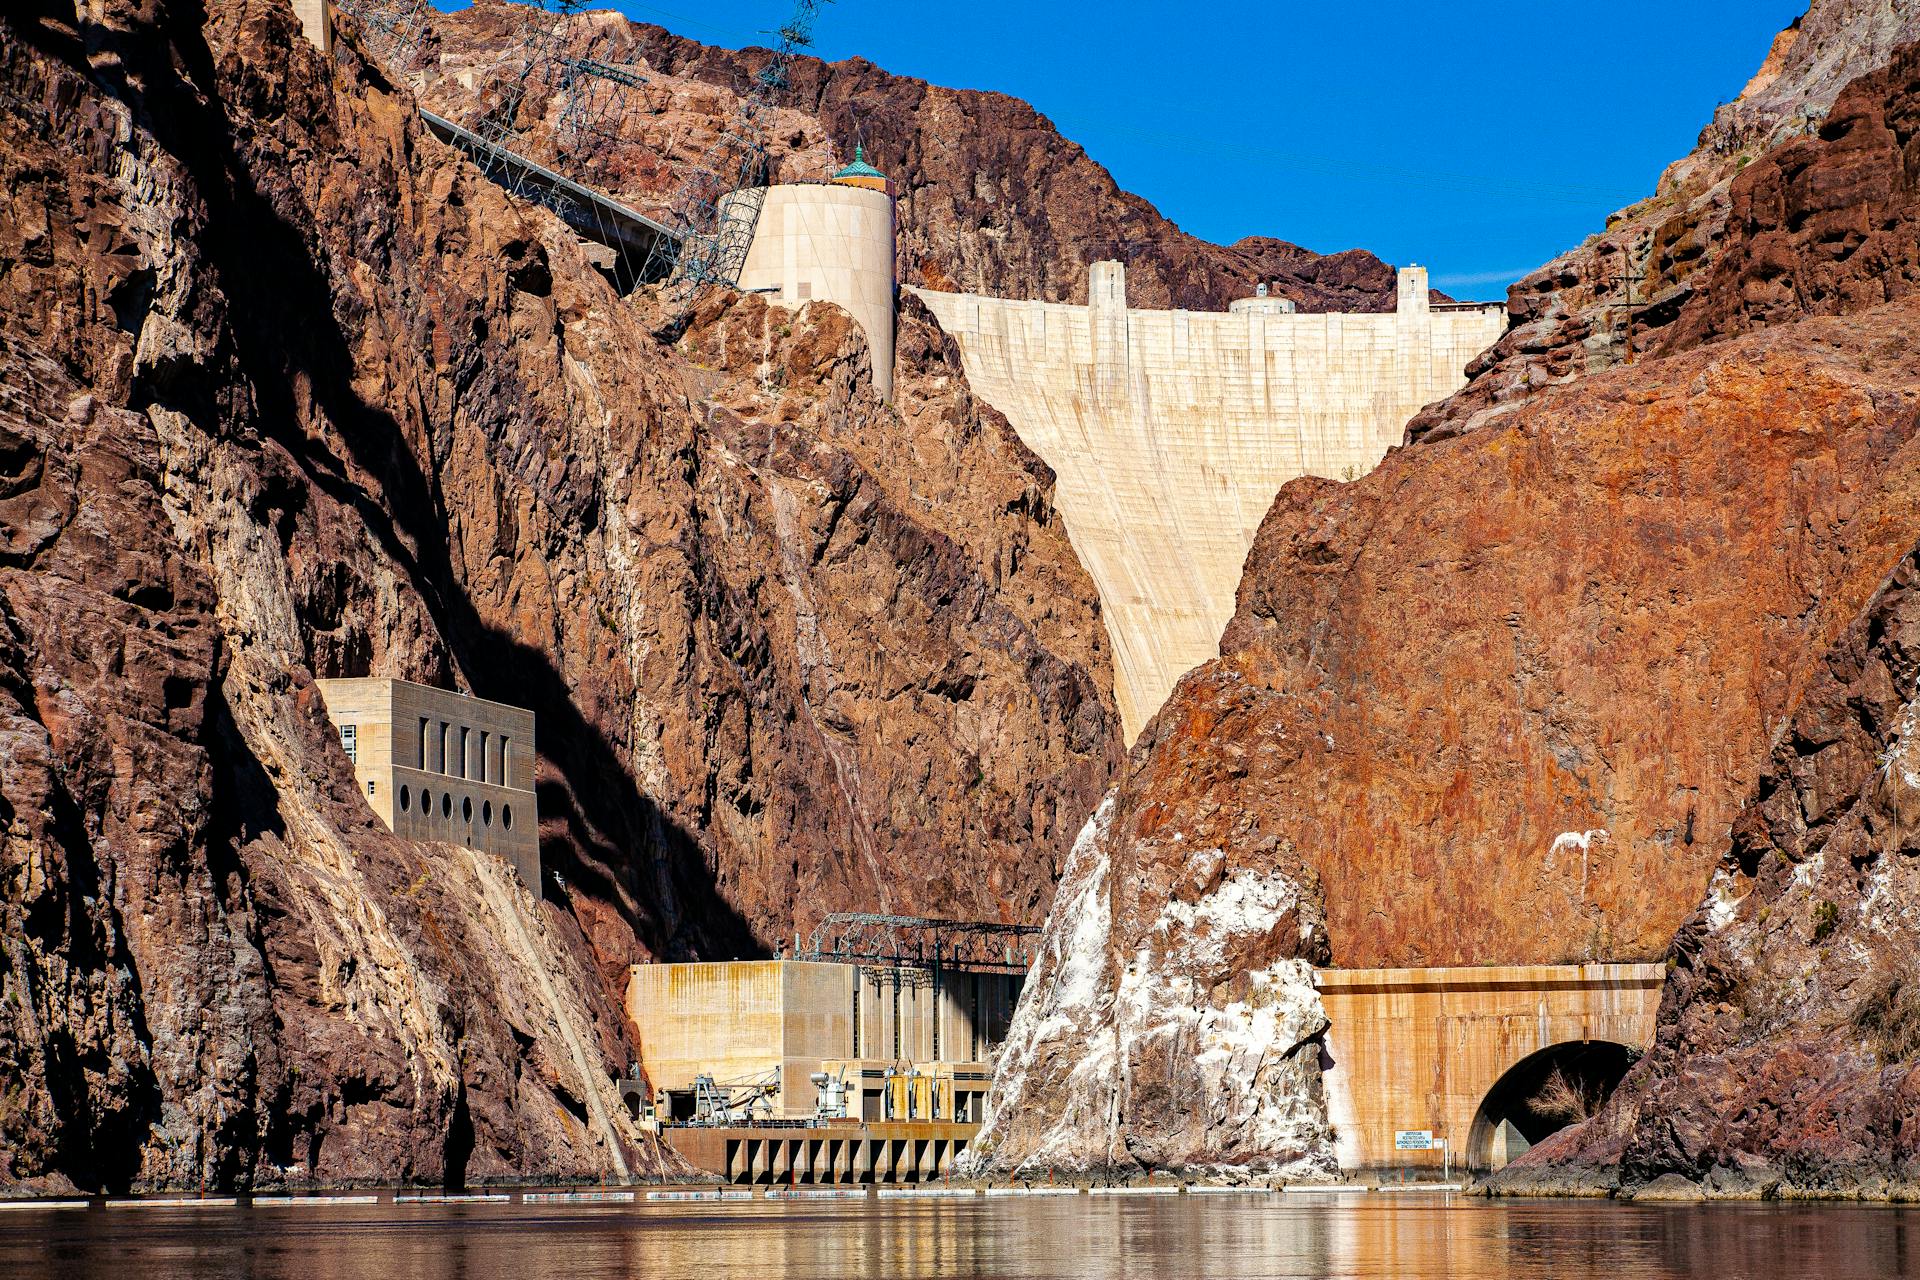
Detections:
[981, 5, 1920, 1178]
[1492, 539, 1920, 1200]
[0, 0, 1121, 1191]
[1488, 32, 1920, 1201]
[413, 1, 1414, 314]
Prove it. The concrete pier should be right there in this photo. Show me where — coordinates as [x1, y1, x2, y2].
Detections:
[665, 1122, 977, 1185]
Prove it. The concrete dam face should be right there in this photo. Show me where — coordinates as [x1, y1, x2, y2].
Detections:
[913, 265, 1506, 740]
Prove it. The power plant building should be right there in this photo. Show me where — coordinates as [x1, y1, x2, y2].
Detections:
[314, 677, 540, 887]
[627, 958, 1019, 1125]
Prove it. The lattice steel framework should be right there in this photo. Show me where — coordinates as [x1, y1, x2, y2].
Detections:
[333, 0, 827, 300]
[643, 0, 832, 313]
[334, 0, 432, 76]
[798, 913, 1042, 972]
[465, 0, 590, 195]
[556, 54, 650, 159]
[446, 2, 660, 286]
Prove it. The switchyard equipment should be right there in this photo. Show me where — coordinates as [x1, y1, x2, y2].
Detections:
[799, 913, 1042, 973]
[690, 1069, 780, 1126]
[810, 1069, 850, 1120]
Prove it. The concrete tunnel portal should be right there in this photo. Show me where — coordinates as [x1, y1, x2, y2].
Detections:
[1315, 965, 1666, 1177]
[1465, 1039, 1638, 1172]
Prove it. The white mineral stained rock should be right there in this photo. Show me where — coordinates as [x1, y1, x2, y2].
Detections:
[969, 797, 1339, 1178]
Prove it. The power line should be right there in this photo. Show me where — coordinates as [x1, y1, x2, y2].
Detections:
[617, 2, 758, 43]
[1048, 114, 1635, 208]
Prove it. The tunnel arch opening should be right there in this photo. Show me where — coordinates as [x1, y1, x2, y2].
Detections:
[1466, 1039, 1635, 1173]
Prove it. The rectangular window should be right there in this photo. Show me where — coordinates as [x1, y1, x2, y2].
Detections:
[458, 726, 470, 779]
[419, 717, 430, 769]
[479, 731, 491, 784]
[500, 736, 511, 788]
[339, 723, 357, 763]
[367, 779, 376, 796]
[439, 721, 451, 775]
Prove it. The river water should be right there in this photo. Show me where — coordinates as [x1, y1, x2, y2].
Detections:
[4, 1190, 1918, 1279]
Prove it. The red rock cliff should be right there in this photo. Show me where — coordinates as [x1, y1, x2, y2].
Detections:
[1489, 36, 1920, 1202]
[980, 8, 1920, 1178]
[0, 0, 1119, 1191]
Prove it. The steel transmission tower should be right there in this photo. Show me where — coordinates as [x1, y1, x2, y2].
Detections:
[333, 0, 433, 76]
[556, 53, 650, 160]
[643, 0, 832, 313]
[443, 2, 658, 285]
[464, 0, 595, 195]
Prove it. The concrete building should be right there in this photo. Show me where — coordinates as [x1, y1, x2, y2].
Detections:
[731, 148, 898, 398]
[913, 265, 1506, 740]
[314, 677, 539, 887]
[626, 959, 1019, 1124]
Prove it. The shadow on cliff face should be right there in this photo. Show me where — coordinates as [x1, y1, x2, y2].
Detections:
[34, 768, 162, 1194]
[24, 0, 756, 982]
[442, 1083, 473, 1192]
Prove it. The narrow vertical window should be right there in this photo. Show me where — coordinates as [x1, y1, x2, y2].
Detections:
[419, 717, 430, 769]
[439, 721, 451, 775]
[339, 724, 357, 763]
[479, 731, 491, 784]
[458, 726, 470, 779]
[500, 736, 511, 788]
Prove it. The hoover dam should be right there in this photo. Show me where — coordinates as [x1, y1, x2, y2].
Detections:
[915, 266, 1506, 738]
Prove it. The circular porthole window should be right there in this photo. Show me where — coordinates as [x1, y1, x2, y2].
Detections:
[482, 800, 493, 828]
[420, 789, 432, 815]
[502, 804, 513, 831]
[462, 796, 473, 823]
[399, 785, 411, 813]
[441, 792, 452, 819]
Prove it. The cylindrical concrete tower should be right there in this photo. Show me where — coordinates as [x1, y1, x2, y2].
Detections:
[731, 157, 897, 398]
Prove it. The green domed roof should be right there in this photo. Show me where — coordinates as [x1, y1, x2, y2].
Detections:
[833, 144, 886, 181]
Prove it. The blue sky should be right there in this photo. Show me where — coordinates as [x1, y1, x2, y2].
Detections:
[510, 1, 1809, 294]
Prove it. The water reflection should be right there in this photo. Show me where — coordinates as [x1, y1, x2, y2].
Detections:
[3, 1192, 1917, 1279]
